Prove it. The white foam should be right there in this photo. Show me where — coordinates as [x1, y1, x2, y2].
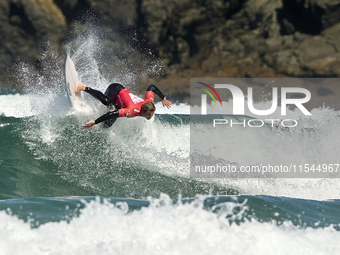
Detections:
[0, 195, 339, 255]
[0, 93, 74, 118]
[0, 94, 39, 117]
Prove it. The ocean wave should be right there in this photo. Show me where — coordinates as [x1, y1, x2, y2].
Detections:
[0, 195, 339, 255]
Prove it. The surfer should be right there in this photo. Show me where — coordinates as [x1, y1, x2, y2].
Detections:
[75, 83, 172, 130]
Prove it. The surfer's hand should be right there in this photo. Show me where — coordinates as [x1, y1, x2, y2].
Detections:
[162, 97, 172, 109]
[83, 120, 96, 130]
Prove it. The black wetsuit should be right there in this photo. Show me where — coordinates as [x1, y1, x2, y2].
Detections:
[85, 83, 165, 127]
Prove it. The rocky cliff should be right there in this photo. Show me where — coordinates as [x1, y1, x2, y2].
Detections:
[1, 0, 340, 98]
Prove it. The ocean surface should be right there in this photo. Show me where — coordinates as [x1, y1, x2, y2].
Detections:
[1, 38, 340, 254]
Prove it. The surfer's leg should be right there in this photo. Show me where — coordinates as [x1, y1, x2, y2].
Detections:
[101, 83, 124, 127]
[79, 83, 124, 106]
[75, 83, 86, 94]
[84, 87, 110, 106]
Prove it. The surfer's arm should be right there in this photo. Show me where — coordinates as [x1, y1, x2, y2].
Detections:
[145, 84, 172, 109]
[84, 108, 135, 129]
[83, 110, 120, 130]
[94, 110, 120, 124]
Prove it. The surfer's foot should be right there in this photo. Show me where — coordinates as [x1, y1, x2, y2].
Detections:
[75, 83, 86, 94]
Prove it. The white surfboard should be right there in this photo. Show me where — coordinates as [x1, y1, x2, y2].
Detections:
[65, 55, 84, 108]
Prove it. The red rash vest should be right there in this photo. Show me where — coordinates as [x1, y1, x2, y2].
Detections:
[116, 88, 155, 117]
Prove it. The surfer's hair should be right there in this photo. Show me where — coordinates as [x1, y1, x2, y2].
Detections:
[141, 101, 156, 112]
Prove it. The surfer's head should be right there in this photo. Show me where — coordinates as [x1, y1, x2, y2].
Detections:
[141, 101, 156, 120]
